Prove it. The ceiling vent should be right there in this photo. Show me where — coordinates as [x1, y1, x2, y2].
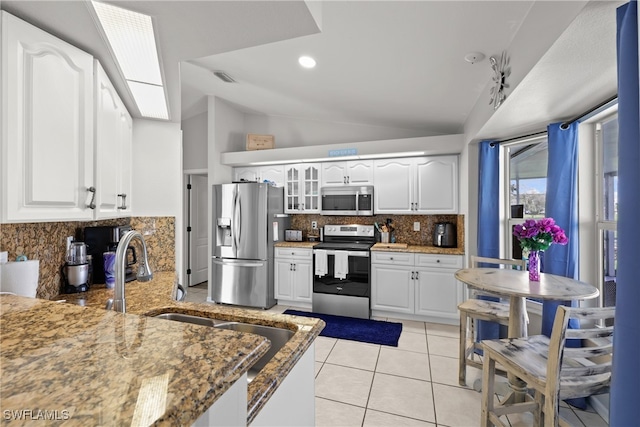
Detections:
[213, 71, 236, 83]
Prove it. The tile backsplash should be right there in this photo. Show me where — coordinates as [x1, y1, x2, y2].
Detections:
[0, 217, 175, 300]
[290, 214, 465, 249]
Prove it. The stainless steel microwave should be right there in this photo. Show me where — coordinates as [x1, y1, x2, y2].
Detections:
[320, 186, 374, 216]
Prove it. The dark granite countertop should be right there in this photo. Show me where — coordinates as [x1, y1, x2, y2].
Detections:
[1, 272, 324, 425]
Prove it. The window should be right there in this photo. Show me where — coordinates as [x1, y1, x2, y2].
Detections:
[503, 137, 549, 260]
[597, 114, 618, 317]
[509, 141, 549, 218]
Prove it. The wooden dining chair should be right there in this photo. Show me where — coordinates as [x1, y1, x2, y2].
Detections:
[480, 305, 614, 427]
[458, 256, 526, 386]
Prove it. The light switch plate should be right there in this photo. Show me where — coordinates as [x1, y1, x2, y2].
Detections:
[413, 222, 420, 231]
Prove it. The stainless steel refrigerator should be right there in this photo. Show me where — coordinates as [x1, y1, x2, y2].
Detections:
[210, 183, 289, 309]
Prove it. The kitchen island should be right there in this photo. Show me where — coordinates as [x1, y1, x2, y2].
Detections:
[0, 272, 324, 425]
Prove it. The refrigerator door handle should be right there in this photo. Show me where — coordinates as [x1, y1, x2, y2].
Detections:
[212, 258, 265, 268]
[236, 191, 242, 249]
[233, 189, 241, 251]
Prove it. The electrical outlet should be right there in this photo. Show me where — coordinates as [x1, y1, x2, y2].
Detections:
[413, 222, 420, 231]
[311, 221, 318, 229]
[66, 236, 74, 251]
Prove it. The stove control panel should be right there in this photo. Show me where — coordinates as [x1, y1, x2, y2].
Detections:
[323, 224, 374, 238]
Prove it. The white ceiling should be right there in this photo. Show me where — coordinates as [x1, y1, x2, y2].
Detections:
[1, 1, 621, 141]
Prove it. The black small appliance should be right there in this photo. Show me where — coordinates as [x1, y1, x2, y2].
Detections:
[433, 222, 457, 248]
[84, 225, 137, 284]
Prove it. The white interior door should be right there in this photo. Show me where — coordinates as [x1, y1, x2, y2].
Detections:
[190, 175, 209, 285]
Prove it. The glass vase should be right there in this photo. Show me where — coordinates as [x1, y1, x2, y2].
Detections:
[528, 250, 541, 281]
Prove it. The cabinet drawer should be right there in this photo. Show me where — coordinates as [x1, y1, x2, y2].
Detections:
[415, 254, 463, 269]
[371, 251, 414, 266]
[275, 247, 312, 259]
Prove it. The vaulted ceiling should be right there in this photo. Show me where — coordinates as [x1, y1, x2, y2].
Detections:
[1, 1, 621, 142]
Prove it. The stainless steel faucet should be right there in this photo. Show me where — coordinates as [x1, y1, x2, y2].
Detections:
[108, 230, 153, 313]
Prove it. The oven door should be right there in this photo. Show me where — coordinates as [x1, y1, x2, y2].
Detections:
[313, 250, 370, 297]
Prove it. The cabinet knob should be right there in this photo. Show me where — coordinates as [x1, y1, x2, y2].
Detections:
[436, 259, 440, 263]
[390, 257, 394, 260]
[86, 187, 96, 210]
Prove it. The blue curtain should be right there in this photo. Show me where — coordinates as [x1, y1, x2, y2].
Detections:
[611, 2, 639, 425]
[476, 140, 502, 341]
[543, 121, 584, 409]
[542, 122, 580, 336]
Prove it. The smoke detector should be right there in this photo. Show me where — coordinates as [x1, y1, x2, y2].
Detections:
[464, 52, 485, 64]
[213, 71, 236, 83]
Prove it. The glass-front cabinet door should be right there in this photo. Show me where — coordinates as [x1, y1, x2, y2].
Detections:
[302, 164, 320, 212]
[285, 166, 300, 212]
[284, 164, 320, 213]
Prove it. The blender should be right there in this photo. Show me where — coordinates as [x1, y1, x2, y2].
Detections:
[61, 242, 90, 293]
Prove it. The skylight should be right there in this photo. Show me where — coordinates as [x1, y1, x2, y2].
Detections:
[92, 1, 169, 120]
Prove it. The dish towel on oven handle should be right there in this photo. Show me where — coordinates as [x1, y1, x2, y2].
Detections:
[315, 249, 328, 278]
[334, 251, 349, 280]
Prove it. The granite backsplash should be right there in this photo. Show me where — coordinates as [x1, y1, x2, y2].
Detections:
[290, 214, 464, 249]
[0, 217, 175, 300]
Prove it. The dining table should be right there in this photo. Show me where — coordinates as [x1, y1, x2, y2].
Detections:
[454, 267, 600, 402]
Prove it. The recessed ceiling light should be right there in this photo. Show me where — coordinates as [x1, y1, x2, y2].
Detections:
[298, 56, 316, 69]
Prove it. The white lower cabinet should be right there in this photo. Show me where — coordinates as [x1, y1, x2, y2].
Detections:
[371, 265, 414, 313]
[371, 251, 463, 324]
[250, 342, 315, 426]
[192, 373, 247, 427]
[274, 248, 312, 306]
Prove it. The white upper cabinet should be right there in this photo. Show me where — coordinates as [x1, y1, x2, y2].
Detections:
[260, 165, 285, 186]
[414, 156, 458, 214]
[1, 11, 95, 222]
[321, 161, 374, 186]
[95, 61, 132, 218]
[233, 166, 284, 187]
[374, 156, 458, 214]
[284, 164, 320, 213]
[372, 158, 414, 213]
[233, 167, 259, 183]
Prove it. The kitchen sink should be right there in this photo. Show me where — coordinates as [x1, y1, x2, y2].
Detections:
[153, 313, 294, 382]
[214, 322, 294, 380]
[154, 312, 228, 327]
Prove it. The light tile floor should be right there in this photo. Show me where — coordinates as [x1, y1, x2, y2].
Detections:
[186, 282, 608, 426]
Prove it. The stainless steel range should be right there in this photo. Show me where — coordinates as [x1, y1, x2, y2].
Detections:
[312, 224, 375, 319]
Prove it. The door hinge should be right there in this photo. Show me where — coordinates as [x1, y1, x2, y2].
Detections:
[187, 226, 192, 232]
[187, 269, 192, 275]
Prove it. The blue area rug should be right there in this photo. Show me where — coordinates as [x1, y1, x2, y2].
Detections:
[283, 309, 403, 347]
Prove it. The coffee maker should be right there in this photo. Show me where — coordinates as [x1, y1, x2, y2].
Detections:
[62, 241, 90, 293]
[84, 225, 137, 284]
